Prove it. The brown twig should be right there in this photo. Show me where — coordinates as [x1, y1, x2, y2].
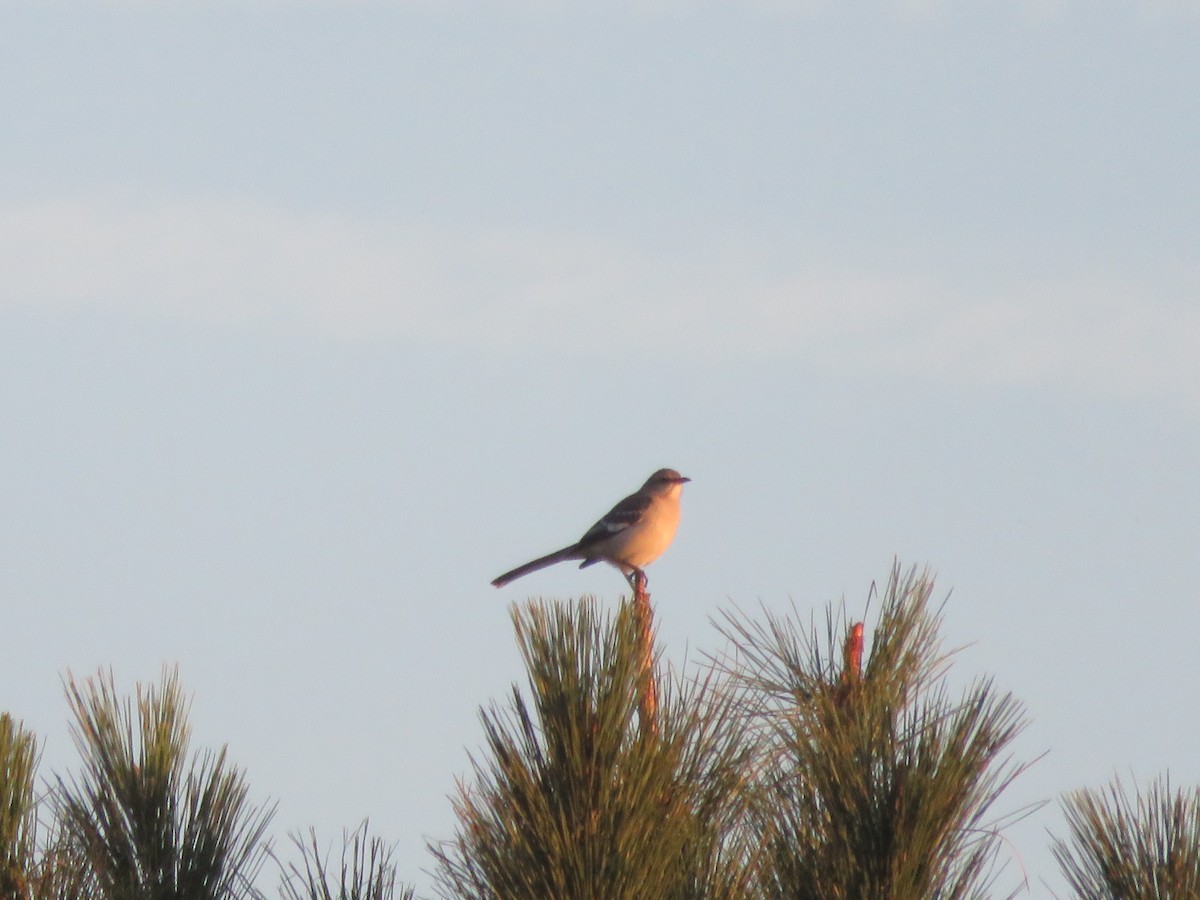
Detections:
[632, 572, 658, 736]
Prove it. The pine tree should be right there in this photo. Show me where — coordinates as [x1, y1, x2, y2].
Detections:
[713, 565, 1031, 899]
[1, 714, 39, 898]
[430, 597, 753, 900]
[278, 822, 414, 900]
[1052, 774, 1200, 898]
[53, 668, 274, 900]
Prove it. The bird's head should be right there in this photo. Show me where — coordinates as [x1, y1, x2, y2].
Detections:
[643, 468, 691, 495]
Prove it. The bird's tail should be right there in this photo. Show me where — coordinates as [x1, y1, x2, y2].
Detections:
[491, 545, 580, 587]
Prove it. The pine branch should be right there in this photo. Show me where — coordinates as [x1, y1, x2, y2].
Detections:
[716, 563, 1032, 900]
[1052, 774, 1200, 898]
[430, 597, 753, 900]
[278, 822, 414, 900]
[1, 714, 39, 899]
[54, 667, 274, 900]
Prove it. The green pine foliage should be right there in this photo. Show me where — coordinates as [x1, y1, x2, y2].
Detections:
[8, 562, 1200, 898]
[715, 565, 1031, 900]
[278, 823, 414, 900]
[429, 598, 754, 900]
[53, 668, 274, 900]
[1052, 775, 1200, 898]
[22, 823, 94, 900]
[1, 714, 39, 898]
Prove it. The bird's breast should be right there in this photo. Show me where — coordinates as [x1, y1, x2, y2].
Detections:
[618, 498, 681, 568]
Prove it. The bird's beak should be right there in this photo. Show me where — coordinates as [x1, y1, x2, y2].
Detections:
[679, 475, 692, 483]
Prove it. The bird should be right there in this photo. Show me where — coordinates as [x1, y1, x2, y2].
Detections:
[491, 468, 691, 589]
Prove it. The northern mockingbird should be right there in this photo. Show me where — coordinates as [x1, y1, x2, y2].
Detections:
[491, 468, 690, 588]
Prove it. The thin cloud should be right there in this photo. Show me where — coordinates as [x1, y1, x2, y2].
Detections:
[2, 195, 1196, 403]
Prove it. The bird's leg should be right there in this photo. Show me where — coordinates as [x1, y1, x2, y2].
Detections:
[628, 568, 648, 593]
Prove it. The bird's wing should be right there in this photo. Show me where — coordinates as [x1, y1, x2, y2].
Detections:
[577, 491, 651, 551]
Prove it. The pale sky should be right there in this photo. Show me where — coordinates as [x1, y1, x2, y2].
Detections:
[2, 2, 1198, 896]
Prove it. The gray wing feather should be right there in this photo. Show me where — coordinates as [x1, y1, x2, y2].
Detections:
[577, 491, 650, 550]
